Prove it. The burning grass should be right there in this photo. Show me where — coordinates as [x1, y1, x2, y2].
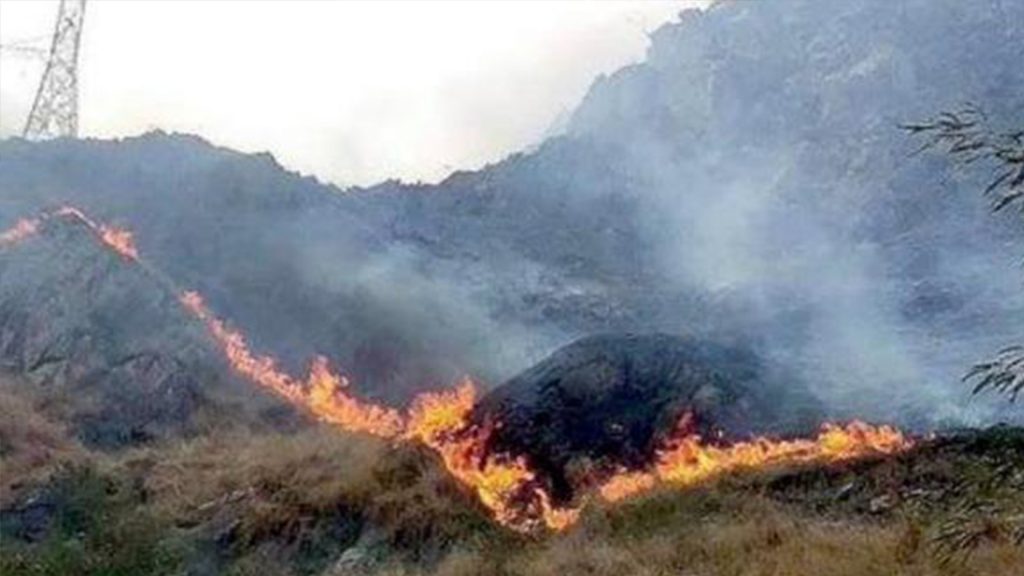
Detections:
[180, 284, 914, 532]
[3, 206, 1019, 575]
[370, 497, 1024, 576]
[0, 206, 138, 261]
[1, 206, 918, 532]
[2, 423, 1021, 576]
[373, 452, 1024, 576]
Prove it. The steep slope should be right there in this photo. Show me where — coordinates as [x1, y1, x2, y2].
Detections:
[0, 135, 545, 404]
[0, 0, 1021, 424]
[0, 210, 294, 447]
[353, 0, 1024, 423]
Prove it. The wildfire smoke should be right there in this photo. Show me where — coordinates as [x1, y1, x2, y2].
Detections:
[1, 206, 916, 532]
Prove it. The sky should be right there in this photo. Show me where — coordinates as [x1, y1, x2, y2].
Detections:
[0, 0, 702, 186]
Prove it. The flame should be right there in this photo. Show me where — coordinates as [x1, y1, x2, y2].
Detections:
[404, 381, 579, 529]
[97, 226, 139, 260]
[307, 355, 405, 437]
[0, 207, 137, 261]
[598, 416, 912, 503]
[179, 291, 404, 437]
[0, 218, 40, 247]
[4, 205, 916, 532]
[180, 294, 576, 530]
[54, 206, 139, 261]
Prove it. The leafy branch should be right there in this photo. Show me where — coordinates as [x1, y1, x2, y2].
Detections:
[903, 104, 1024, 214]
[905, 105, 1024, 404]
[965, 346, 1024, 403]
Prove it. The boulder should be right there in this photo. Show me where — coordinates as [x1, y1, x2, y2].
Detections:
[473, 333, 823, 500]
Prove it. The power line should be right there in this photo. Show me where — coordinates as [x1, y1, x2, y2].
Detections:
[22, 0, 87, 140]
[0, 44, 48, 59]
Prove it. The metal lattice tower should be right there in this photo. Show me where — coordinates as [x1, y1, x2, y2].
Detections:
[22, 0, 86, 140]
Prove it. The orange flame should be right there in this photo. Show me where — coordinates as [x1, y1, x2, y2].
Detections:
[54, 206, 139, 261]
[405, 381, 579, 529]
[598, 416, 911, 503]
[181, 253, 919, 530]
[97, 226, 139, 261]
[5, 205, 915, 532]
[179, 290, 404, 437]
[0, 218, 40, 247]
[0, 207, 138, 261]
[180, 292, 575, 530]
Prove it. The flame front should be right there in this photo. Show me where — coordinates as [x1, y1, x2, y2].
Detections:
[598, 416, 911, 503]
[405, 382, 580, 529]
[184, 287, 909, 531]
[0, 218, 40, 247]
[4, 206, 915, 532]
[97, 226, 139, 260]
[179, 291, 404, 438]
[0, 207, 138, 261]
[176, 295, 573, 531]
[55, 206, 140, 261]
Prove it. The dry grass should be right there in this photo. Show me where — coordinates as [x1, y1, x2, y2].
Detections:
[508, 515, 1022, 576]
[5, 416, 1021, 576]
[109, 425, 385, 521]
[376, 490, 1024, 576]
[0, 383, 83, 506]
[99, 424, 500, 567]
[2, 423, 499, 576]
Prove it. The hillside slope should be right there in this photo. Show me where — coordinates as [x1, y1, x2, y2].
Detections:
[0, 0, 1021, 423]
[0, 210, 295, 447]
[2, 425, 1022, 576]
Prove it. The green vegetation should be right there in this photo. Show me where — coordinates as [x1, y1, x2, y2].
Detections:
[0, 465, 181, 576]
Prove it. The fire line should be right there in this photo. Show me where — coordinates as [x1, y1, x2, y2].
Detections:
[0, 207, 915, 531]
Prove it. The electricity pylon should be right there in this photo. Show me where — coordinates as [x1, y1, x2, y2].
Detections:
[22, 0, 87, 140]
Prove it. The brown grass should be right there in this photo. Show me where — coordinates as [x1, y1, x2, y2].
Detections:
[108, 425, 385, 520]
[375, 490, 1024, 576]
[508, 515, 1022, 576]
[5, 409, 1020, 576]
[101, 423, 499, 561]
[0, 382, 83, 505]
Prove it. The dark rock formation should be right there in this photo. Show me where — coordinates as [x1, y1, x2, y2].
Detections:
[473, 333, 823, 501]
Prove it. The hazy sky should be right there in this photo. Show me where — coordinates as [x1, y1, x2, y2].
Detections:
[0, 0, 702, 186]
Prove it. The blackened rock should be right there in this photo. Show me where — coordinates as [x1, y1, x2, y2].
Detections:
[473, 333, 823, 501]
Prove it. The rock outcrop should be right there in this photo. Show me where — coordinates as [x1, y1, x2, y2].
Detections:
[473, 333, 823, 500]
[0, 212, 294, 447]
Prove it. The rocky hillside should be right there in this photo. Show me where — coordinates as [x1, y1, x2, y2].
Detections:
[0, 210, 295, 448]
[352, 0, 1024, 424]
[1, 0, 1022, 425]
